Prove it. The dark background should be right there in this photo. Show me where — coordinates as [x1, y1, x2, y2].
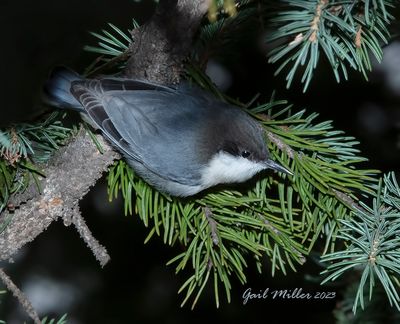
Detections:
[1, 1, 399, 323]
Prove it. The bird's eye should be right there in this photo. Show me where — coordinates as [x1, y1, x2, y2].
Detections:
[241, 150, 251, 158]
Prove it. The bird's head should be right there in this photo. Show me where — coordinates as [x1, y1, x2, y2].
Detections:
[200, 109, 292, 188]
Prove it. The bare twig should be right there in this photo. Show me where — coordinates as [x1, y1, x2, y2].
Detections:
[331, 188, 366, 213]
[0, 268, 41, 324]
[266, 131, 295, 159]
[71, 207, 110, 267]
[257, 213, 281, 235]
[309, 0, 329, 43]
[355, 25, 363, 48]
[256, 213, 306, 264]
[204, 207, 219, 246]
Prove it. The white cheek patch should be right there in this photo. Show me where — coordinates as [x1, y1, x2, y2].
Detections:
[200, 152, 266, 188]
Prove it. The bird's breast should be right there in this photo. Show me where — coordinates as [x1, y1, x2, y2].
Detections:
[200, 151, 266, 189]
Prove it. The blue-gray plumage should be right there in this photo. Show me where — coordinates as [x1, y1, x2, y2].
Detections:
[44, 67, 291, 196]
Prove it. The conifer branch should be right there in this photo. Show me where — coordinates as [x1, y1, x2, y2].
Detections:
[0, 129, 119, 263]
[1, 0, 399, 319]
[322, 172, 400, 312]
[267, 0, 397, 90]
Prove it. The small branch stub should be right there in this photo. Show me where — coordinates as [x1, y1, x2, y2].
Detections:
[204, 207, 219, 246]
[71, 207, 111, 267]
[355, 25, 362, 48]
[309, 0, 329, 43]
[0, 268, 41, 324]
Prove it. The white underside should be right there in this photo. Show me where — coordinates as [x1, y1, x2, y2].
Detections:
[131, 152, 267, 197]
[200, 152, 267, 189]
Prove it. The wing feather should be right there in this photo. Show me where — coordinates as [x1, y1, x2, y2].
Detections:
[70, 79, 206, 185]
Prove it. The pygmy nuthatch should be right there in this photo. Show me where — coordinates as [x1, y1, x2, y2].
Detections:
[44, 68, 291, 196]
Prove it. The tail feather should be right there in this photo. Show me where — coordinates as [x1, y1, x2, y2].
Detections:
[43, 67, 83, 111]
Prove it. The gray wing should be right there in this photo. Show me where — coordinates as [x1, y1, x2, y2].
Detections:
[70, 78, 212, 185]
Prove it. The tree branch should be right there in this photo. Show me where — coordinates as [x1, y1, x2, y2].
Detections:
[0, 268, 41, 324]
[0, 129, 119, 262]
[125, 0, 210, 83]
[0, 0, 209, 319]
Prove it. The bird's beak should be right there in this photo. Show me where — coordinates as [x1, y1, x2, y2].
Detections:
[264, 159, 293, 176]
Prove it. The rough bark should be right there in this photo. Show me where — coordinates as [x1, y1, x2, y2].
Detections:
[0, 130, 119, 263]
[125, 0, 210, 83]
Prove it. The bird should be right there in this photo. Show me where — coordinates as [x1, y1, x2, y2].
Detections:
[43, 67, 291, 197]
